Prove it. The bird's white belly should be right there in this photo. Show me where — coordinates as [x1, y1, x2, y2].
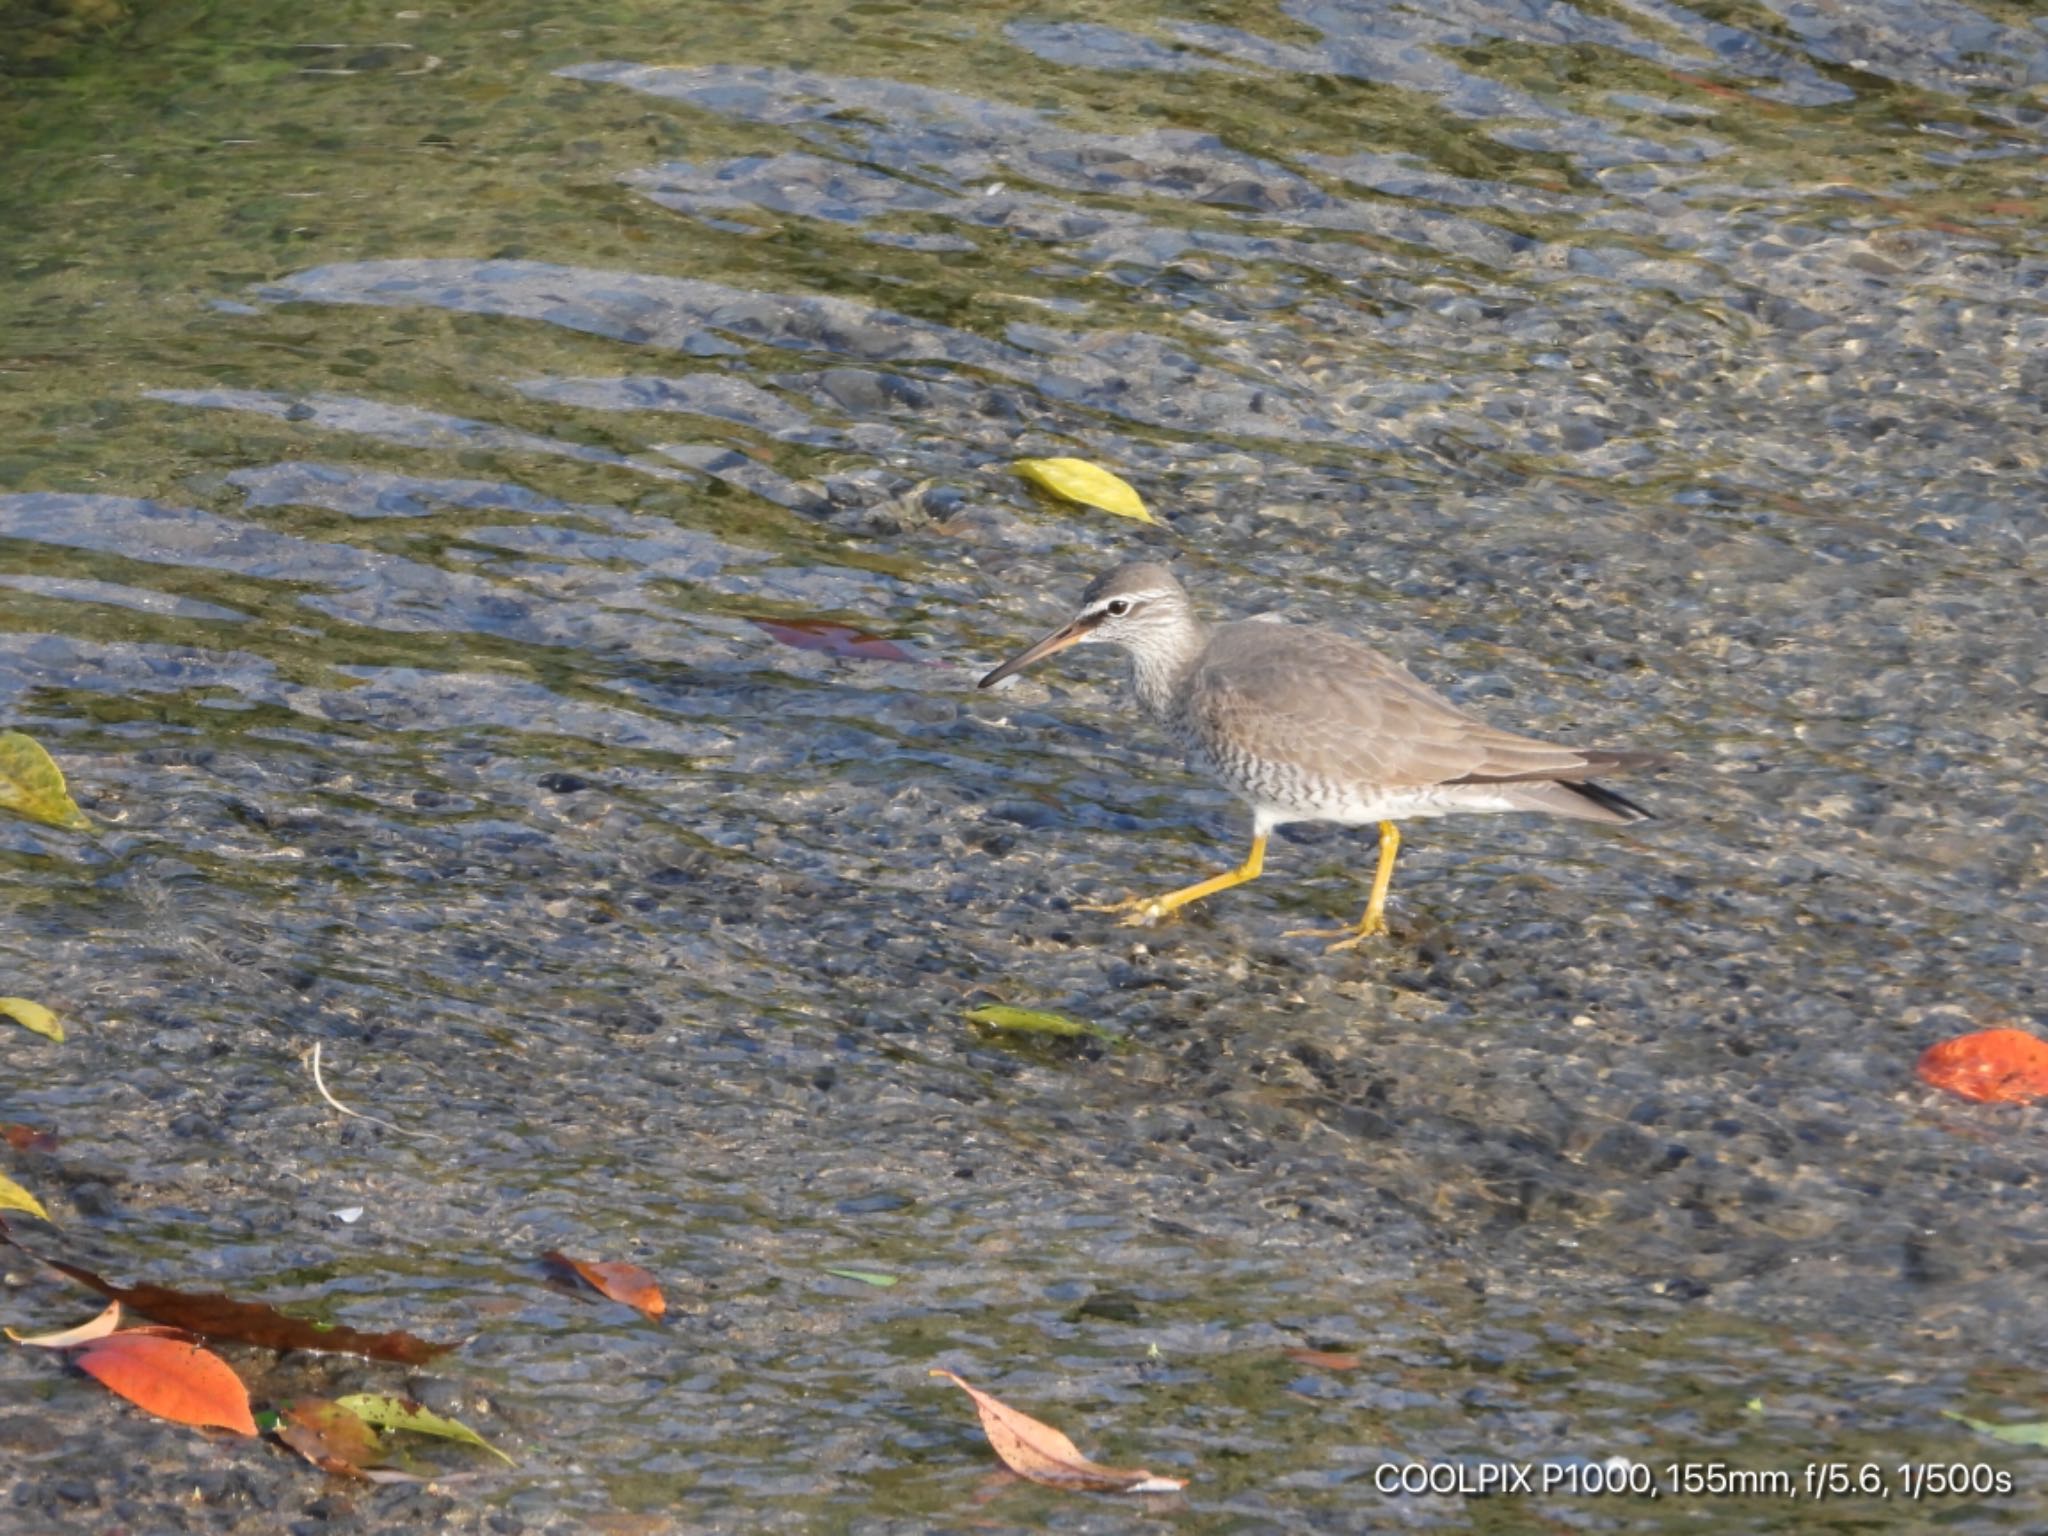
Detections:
[1250, 785, 1526, 828]
[1179, 730, 1533, 829]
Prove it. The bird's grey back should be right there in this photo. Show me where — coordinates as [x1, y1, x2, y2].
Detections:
[1179, 619, 1651, 815]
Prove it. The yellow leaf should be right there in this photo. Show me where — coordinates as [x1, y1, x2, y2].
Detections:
[0, 1172, 51, 1223]
[0, 997, 64, 1043]
[1012, 458, 1153, 523]
[0, 732, 90, 832]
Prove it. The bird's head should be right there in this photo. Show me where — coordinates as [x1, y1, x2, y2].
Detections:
[977, 563, 1192, 688]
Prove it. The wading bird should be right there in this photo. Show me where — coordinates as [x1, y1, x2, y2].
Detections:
[978, 563, 1659, 948]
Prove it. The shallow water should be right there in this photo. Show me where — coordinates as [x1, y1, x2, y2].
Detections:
[2, 0, 2045, 1530]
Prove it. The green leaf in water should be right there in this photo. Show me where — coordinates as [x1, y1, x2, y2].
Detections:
[335, 1394, 515, 1465]
[965, 1004, 1102, 1039]
[823, 1267, 899, 1288]
[1944, 1410, 2048, 1447]
[0, 732, 90, 832]
[0, 997, 63, 1043]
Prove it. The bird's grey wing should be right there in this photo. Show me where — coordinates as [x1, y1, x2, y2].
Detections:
[1191, 626, 1639, 789]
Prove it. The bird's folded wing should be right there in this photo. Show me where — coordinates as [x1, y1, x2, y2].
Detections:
[1190, 627, 1636, 790]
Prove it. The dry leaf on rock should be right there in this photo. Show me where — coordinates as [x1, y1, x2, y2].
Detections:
[930, 1369, 1185, 1494]
[276, 1396, 383, 1477]
[8, 1301, 127, 1347]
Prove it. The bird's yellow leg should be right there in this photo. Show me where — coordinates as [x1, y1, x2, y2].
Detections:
[1284, 820, 1400, 951]
[1081, 833, 1267, 927]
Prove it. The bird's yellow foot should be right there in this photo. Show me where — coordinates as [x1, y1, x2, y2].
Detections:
[1287, 821, 1403, 952]
[1076, 840, 1268, 930]
[1078, 894, 1172, 925]
[1283, 916, 1389, 952]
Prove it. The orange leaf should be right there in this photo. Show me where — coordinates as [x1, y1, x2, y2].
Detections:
[540, 1250, 666, 1319]
[1, 1123, 58, 1152]
[929, 1369, 1185, 1494]
[72, 1332, 257, 1434]
[1917, 1028, 2048, 1104]
[276, 1397, 381, 1477]
[1283, 1348, 1362, 1371]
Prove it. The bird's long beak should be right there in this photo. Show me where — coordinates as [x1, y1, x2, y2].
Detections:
[977, 613, 1098, 689]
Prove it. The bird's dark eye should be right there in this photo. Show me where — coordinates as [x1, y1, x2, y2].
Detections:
[1105, 598, 1132, 617]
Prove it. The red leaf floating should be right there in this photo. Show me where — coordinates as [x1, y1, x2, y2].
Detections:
[540, 1250, 666, 1319]
[1917, 1028, 2048, 1104]
[749, 618, 916, 663]
[72, 1332, 257, 1434]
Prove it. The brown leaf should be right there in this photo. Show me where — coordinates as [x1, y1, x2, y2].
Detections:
[73, 1332, 257, 1434]
[1283, 1348, 1363, 1371]
[749, 618, 917, 663]
[541, 1250, 666, 1319]
[929, 1369, 1185, 1494]
[37, 1255, 456, 1363]
[276, 1396, 382, 1477]
[1, 1123, 58, 1152]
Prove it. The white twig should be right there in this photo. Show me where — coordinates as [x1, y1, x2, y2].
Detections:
[309, 1042, 442, 1140]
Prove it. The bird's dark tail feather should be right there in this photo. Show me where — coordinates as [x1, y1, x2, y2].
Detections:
[1562, 779, 1654, 822]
